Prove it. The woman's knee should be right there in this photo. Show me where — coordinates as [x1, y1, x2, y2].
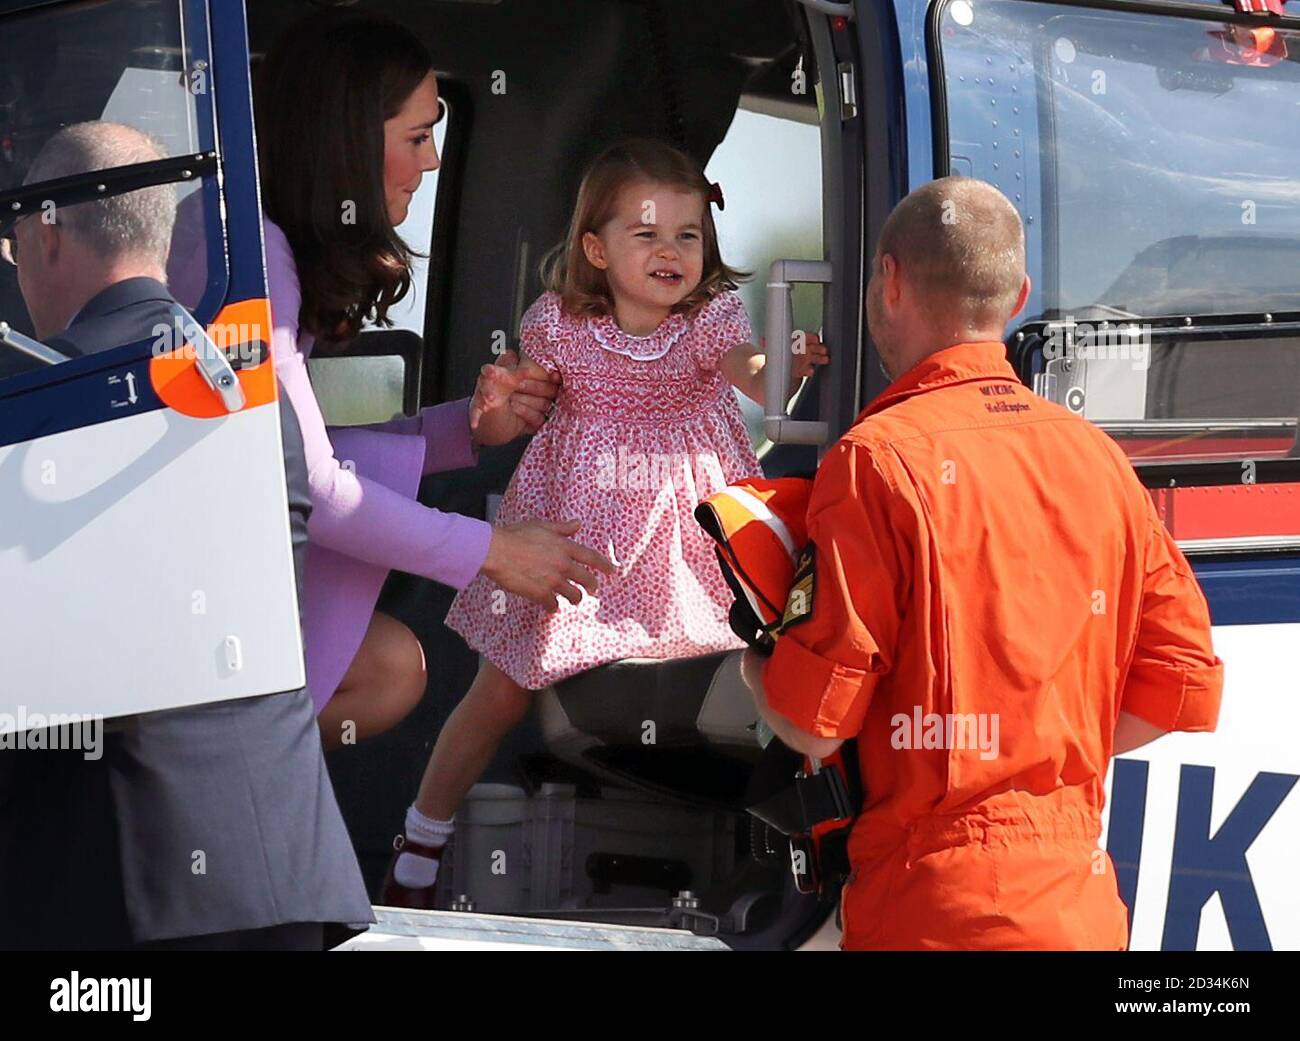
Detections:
[362, 613, 427, 709]
[386, 621, 427, 706]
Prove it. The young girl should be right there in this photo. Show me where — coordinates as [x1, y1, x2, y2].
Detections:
[383, 138, 828, 905]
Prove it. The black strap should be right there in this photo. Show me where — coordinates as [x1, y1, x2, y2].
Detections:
[748, 767, 854, 835]
[744, 739, 860, 836]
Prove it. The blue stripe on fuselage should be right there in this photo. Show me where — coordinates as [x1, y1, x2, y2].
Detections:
[1195, 555, 1300, 626]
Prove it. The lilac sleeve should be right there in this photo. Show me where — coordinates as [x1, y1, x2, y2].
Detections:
[365, 398, 480, 476]
[265, 220, 492, 589]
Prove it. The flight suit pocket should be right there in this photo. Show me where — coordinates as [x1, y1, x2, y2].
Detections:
[843, 841, 1004, 950]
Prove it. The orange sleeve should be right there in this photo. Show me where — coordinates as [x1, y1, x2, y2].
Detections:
[1121, 501, 1224, 732]
[762, 441, 907, 739]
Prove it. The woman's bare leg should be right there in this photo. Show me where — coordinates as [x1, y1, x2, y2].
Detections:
[318, 611, 426, 751]
[413, 659, 533, 820]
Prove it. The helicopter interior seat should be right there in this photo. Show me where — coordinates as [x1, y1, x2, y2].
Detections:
[536, 649, 764, 810]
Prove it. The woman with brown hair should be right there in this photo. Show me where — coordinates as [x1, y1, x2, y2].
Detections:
[257, 10, 613, 751]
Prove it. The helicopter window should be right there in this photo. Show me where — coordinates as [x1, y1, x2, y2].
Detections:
[0, 0, 225, 385]
[936, 0, 1300, 469]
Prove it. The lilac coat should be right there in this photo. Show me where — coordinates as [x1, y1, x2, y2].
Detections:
[265, 219, 494, 713]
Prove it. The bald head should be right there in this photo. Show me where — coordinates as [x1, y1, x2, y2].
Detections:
[878, 177, 1025, 329]
[867, 178, 1029, 379]
[15, 122, 177, 340]
[24, 121, 176, 266]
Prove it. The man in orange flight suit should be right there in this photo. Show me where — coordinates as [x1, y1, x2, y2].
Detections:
[742, 177, 1224, 950]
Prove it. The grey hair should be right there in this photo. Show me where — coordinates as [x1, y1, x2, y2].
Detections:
[23, 121, 177, 267]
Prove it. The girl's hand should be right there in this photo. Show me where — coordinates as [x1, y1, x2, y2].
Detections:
[470, 350, 560, 446]
[791, 331, 830, 380]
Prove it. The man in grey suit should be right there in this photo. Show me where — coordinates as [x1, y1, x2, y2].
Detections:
[0, 122, 373, 949]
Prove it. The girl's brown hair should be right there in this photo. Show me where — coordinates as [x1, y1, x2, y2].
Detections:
[256, 10, 433, 347]
[542, 139, 748, 318]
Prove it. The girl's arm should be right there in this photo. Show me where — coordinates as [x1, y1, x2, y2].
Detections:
[467, 350, 556, 436]
[719, 341, 766, 406]
[360, 352, 559, 468]
[517, 350, 553, 381]
[719, 333, 830, 408]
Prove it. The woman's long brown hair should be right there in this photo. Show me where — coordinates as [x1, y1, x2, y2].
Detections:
[542, 138, 748, 319]
[256, 10, 433, 347]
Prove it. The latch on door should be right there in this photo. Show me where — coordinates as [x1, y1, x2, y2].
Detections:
[169, 304, 246, 413]
[1032, 319, 1087, 414]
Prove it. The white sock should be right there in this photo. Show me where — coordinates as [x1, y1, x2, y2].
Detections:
[393, 806, 455, 889]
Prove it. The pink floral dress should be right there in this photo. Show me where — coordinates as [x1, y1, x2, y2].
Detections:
[445, 289, 763, 689]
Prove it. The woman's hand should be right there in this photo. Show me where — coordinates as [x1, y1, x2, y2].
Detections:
[480, 519, 616, 612]
[469, 350, 560, 447]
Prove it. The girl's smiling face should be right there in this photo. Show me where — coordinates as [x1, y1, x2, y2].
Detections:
[383, 72, 442, 226]
[581, 179, 706, 330]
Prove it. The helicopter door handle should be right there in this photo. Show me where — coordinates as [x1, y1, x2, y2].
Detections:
[168, 304, 245, 413]
[763, 259, 831, 446]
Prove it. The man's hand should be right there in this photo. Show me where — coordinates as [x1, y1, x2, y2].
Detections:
[469, 350, 560, 447]
[740, 647, 844, 760]
[480, 519, 615, 612]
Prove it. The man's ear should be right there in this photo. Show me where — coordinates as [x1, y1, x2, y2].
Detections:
[581, 231, 607, 271]
[1010, 273, 1031, 320]
[35, 218, 61, 268]
[881, 252, 903, 308]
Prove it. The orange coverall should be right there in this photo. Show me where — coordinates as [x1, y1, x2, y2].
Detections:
[762, 341, 1224, 950]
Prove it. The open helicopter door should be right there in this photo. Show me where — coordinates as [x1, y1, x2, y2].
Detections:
[0, 0, 303, 732]
[762, 0, 873, 459]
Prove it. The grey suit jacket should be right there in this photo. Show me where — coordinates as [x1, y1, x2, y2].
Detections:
[0, 278, 373, 945]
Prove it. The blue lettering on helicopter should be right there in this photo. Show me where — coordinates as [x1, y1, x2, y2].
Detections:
[1108, 761, 1297, 951]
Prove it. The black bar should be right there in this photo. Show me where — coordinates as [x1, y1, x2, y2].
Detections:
[0, 154, 220, 232]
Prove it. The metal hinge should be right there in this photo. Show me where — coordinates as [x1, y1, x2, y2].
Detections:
[838, 61, 858, 120]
